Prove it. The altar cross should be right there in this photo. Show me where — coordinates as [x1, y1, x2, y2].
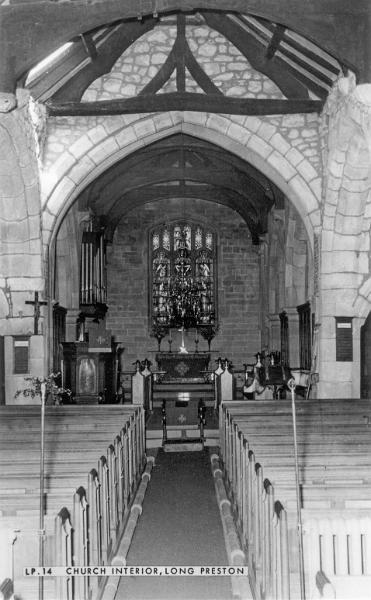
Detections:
[25, 291, 47, 334]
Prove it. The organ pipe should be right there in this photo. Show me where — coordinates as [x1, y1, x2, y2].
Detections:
[80, 222, 107, 306]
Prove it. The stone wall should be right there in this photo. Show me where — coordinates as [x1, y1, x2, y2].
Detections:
[11, 22, 371, 400]
[82, 23, 284, 102]
[106, 198, 261, 371]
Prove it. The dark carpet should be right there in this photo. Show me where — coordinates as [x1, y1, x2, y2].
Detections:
[114, 449, 234, 600]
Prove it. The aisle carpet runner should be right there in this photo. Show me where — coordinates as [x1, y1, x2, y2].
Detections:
[115, 449, 234, 600]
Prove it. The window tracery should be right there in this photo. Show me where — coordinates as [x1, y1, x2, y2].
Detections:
[150, 222, 216, 330]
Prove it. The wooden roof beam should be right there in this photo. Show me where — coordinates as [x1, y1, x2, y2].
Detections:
[265, 23, 286, 60]
[46, 91, 322, 116]
[51, 19, 156, 102]
[104, 183, 265, 242]
[88, 165, 267, 218]
[0, 0, 369, 95]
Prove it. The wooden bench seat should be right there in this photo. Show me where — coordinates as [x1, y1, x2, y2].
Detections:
[220, 400, 371, 600]
[225, 413, 371, 425]
[0, 415, 137, 427]
[234, 450, 371, 467]
[0, 436, 134, 448]
[229, 428, 371, 442]
[252, 463, 371, 485]
[229, 441, 371, 456]
[224, 400, 371, 410]
[0, 458, 111, 475]
[269, 484, 371, 511]
[0, 494, 78, 515]
[0, 472, 90, 492]
[0, 437, 131, 449]
[223, 403, 371, 421]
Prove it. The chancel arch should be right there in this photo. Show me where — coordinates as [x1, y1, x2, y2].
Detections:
[43, 114, 321, 251]
[45, 115, 320, 375]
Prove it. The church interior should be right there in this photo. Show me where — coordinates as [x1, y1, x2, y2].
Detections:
[0, 1, 371, 599]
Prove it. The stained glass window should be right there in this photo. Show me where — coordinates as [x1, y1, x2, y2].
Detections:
[163, 228, 170, 251]
[206, 232, 213, 250]
[150, 222, 216, 330]
[195, 227, 202, 249]
[153, 233, 160, 250]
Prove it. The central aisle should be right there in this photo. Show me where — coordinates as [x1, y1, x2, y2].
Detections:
[115, 449, 234, 600]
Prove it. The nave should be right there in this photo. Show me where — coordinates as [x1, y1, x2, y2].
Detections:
[1, 392, 371, 600]
[115, 449, 236, 600]
[2, 3, 371, 598]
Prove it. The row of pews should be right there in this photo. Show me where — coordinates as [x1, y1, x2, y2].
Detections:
[0, 405, 145, 600]
[220, 398, 371, 600]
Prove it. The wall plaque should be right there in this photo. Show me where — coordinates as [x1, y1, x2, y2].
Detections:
[335, 317, 353, 362]
[14, 336, 29, 374]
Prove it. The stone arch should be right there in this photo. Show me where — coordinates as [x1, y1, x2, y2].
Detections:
[42, 112, 321, 255]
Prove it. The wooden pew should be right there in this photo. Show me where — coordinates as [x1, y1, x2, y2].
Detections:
[0, 405, 146, 600]
[219, 400, 371, 600]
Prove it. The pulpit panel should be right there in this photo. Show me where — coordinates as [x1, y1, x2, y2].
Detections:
[62, 342, 116, 403]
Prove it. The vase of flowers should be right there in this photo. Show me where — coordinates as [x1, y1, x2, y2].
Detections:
[15, 372, 72, 405]
[151, 323, 168, 352]
[199, 324, 219, 352]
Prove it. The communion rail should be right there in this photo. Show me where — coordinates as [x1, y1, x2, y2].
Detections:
[220, 400, 371, 600]
[0, 406, 145, 600]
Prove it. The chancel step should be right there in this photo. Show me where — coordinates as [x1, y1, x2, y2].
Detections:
[163, 441, 204, 452]
[152, 382, 215, 406]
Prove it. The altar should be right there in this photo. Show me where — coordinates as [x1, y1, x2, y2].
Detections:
[156, 352, 210, 382]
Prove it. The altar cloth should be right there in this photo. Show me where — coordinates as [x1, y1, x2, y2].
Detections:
[156, 352, 210, 381]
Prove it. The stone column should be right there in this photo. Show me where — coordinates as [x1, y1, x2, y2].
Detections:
[317, 78, 371, 397]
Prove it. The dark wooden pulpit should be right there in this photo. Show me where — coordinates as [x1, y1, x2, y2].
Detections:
[62, 340, 117, 404]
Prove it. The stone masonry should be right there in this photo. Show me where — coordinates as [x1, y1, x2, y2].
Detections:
[2, 18, 371, 398]
[106, 198, 260, 371]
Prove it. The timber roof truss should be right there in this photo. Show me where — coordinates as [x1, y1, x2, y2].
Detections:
[77, 133, 279, 243]
[1, 2, 366, 117]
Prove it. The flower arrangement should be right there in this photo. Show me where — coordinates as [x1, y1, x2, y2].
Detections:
[150, 323, 168, 351]
[15, 372, 72, 405]
[198, 323, 219, 351]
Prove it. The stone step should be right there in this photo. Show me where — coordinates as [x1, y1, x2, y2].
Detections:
[146, 425, 219, 449]
[154, 381, 213, 390]
[164, 441, 204, 452]
[153, 389, 214, 399]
